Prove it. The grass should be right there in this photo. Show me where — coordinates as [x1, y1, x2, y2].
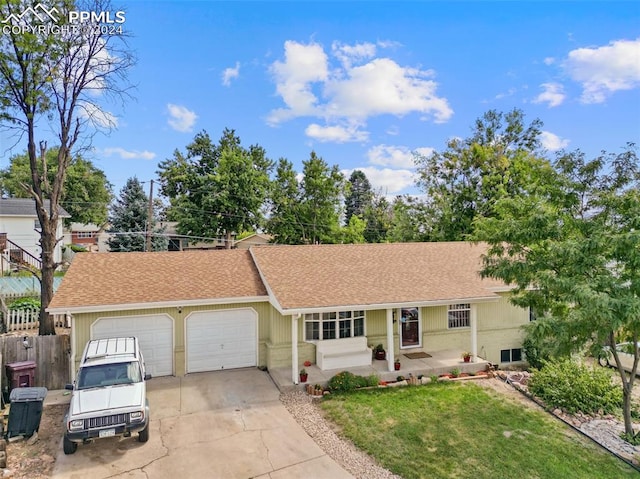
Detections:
[320, 381, 638, 479]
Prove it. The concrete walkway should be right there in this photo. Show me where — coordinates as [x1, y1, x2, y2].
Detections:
[52, 369, 353, 479]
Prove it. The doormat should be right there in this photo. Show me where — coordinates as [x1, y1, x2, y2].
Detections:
[404, 352, 431, 359]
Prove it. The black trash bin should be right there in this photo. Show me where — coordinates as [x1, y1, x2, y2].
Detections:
[6, 387, 48, 438]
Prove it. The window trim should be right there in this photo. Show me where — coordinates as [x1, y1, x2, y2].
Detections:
[304, 310, 366, 341]
[448, 303, 470, 329]
[500, 348, 523, 363]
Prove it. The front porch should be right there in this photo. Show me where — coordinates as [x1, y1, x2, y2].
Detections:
[269, 349, 491, 392]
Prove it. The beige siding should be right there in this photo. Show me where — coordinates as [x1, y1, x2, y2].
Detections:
[420, 294, 529, 365]
[71, 294, 529, 373]
[72, 301, 271, 376]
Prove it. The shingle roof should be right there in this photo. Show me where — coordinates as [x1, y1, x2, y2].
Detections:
[250, 242, 505, 311]
[48, 249, 268, 311]
[0, 198, 71, 217]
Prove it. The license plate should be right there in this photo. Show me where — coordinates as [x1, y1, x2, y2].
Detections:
[99, 428, 116, 438]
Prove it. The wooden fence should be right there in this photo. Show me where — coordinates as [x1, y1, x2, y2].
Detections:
[0, 334, 70, 392]
[1, 309, 69, 332]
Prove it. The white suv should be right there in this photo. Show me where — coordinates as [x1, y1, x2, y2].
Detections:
[63, 337, 151, 454]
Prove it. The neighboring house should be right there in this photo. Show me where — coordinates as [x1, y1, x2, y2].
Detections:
[48, 242, 529, 382]
[234, 233, 272, 249]
[63, 223, 107, 252]
[158, 221, 234, 251]
[0, 198, 70, 272]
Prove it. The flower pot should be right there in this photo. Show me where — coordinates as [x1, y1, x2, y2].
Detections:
[394, 362, 401, 371]
[375, 351, 386, 360]
[299, 374, 308, 383]
[463, 356, 470, 363]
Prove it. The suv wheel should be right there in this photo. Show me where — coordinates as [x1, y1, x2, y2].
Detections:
[63, 436, 77, 455]
[138, 424, 149, 443]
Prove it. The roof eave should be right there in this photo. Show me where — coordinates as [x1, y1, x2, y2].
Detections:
[274, 295, 501, 316]
[47, 295, 270, 315]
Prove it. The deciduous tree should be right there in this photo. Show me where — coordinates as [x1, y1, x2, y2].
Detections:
[157, 129, 272, 248]
[474, 144, 640, 440]
[0, 148, 112, 226]
[415, 109, 547, 240]
[0, 0, 134, 334]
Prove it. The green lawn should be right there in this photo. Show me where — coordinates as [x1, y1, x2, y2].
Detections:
[320, 381, 638, 479]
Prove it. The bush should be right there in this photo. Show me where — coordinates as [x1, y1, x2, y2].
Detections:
[528, 359, 622, 415]
[9, 297, 40, 310]
[69, 244, 88, 253]
[328, 371, 361, 392]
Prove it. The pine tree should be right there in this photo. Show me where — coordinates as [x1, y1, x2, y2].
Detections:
[108, 178, 166, 252]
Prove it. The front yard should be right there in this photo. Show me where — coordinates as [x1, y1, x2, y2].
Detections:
[319, 381, 638, 479]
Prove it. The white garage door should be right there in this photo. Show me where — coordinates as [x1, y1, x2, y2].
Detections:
[92, 314, 174, 377]
[186, 309, 257, 373]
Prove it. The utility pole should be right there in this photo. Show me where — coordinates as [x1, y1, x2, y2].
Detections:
[145, 179, 154, 252]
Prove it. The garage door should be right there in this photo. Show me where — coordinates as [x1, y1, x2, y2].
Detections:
[186, 309, 257, 373]
[92, 314, 174, 377]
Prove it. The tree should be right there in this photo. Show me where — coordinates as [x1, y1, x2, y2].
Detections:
[265, 158, 304, 244]
[0, 0, 134, 334]
[344, 170, 373, 224]
[473, 144, 640, 440]
[386, 196, 427, 243]
[157, 129, 272, 248]
[363, 194, 392, 243]
[0, 148, 112, 226]
[297, 151, 344, 244]
[107, 177, 166, 252]
[414, 109, 547, 241]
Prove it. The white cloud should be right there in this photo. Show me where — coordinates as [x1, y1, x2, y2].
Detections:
[564, 38, 640, 103]
[367, 145, 433, 169]
[305, 123, 369, 143]
[222, 62, 240, 86]
[342, 166, 415, 194]
[540, 131, 569, 151]
[167, 104, 198, 132]
[267, 40, 453, 136]
[331, 41, 377, 68]
[533, 82, 566, 107]
[79, 103, 118, 128]
[102, 147, 156, 160]
[324, 58, 452, 123]
[543, 57, 555, 66]
[267, 41, 328, 125]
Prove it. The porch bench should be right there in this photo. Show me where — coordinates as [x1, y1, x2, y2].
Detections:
[315, 336, 372, 370]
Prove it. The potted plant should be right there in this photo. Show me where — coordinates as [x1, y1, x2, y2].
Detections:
[374, 344, 386, 360]
[299, 368, 308, 383]
[394, 358, 401, 371]
[462, 352, 471, 363]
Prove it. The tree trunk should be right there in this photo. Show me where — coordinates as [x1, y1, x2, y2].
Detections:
[38, 223, 57, 336]
[622, 385, 635, 438]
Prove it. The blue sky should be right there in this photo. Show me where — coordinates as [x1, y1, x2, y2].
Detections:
[3, 1, 640, 197]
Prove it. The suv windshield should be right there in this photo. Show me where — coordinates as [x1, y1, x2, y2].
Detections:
[77, 362, 142, 389]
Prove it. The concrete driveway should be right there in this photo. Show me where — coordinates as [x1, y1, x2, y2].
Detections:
[52, 369, 353, 479]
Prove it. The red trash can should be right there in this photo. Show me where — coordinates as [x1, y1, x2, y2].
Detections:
[5, 360, 36, 394]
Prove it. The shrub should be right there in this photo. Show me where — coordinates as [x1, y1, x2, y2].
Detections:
[366, 374, 380, 387]
[328, 371, 360, 392]
[9, 297, 40, 310]
[528, 359, 622, 415]
[69, 244, 88, 253]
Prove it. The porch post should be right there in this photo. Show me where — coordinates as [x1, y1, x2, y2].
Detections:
[292, 314, 300, 384]
[386, 308, 395, 372]
[470, 304, 478, 362]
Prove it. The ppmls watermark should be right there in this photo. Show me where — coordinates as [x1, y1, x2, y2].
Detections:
[1, 3, 126, 36]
